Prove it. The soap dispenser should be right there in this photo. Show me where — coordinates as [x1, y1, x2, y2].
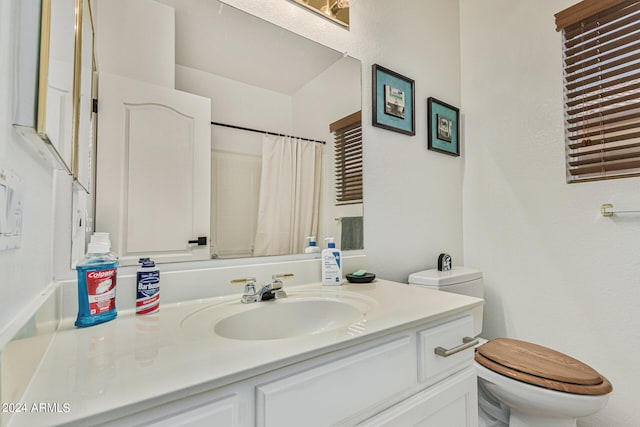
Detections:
[305, 236, 321, 253]
[321, 237, 342, 286]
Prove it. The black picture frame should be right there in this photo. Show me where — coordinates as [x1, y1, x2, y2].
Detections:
[372, 64, 415, 136]
[427, 97, 460, 156]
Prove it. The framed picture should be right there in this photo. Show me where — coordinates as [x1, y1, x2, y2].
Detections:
[427, 97, 459, 156]
[372, 64, 415, 136]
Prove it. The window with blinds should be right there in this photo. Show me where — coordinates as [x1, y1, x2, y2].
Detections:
[330, 111, 362, 205]
[555, 0, 640, 182]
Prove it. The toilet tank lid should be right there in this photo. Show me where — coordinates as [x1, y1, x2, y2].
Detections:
[408, 266, 482, 286]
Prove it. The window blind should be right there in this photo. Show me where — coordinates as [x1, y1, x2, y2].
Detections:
[330, 111, 362, 205]
[556, 0, 640, 182]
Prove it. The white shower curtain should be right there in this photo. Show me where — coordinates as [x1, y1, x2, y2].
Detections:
[253, 135, 322, 256]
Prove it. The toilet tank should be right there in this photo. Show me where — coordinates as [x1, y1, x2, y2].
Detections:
[408, 266, 484, 336]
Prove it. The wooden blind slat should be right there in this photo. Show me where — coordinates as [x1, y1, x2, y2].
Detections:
[331, 110, 362, 204]
[330, 111, 361, 132]
[564, 20, 640, 60]
[556, 0, 631, 31]
[568, 141, 640, 157]
[568, 121, 640, 140]
[565, 62, 640, 92]
[568, 149, 640, 165]
[567, 130, 640, 149]
[565, 49, 640, 84]
[566, 80, 640, 107]
[568, 159, 640, 175]
[567, 110, 640, 133]
[558, 0, 640, 182]
[566, 102, 640, 124]
[564, 2, 640, 46]
[566, 42, 640, 76]
[566, 72, 640, 100]
[566, 91, 640, 116]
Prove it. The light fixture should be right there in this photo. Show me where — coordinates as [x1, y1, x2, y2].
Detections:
[292, 0, 350, 28]
[321, 0, 349, 18]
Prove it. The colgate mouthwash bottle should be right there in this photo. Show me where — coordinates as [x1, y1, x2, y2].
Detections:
[75, 234, 119, 328]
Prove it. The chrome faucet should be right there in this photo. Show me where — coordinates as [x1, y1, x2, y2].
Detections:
[231, 274, 293, 304]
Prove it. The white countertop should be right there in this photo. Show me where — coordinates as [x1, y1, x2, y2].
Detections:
[6, 280, 483, 426]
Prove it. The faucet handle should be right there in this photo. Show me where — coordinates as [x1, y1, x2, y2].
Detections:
[231, 277, 257, 296]
[272, 273, 294, 281]
[231, 277, 257, 285]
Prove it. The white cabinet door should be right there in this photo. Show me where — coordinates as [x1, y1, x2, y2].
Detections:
[418, 315, 476, 386]
[256, 336, 416, 427]
[102, 392, 249, 427]
[143, 395, 240, 427]
[358, 367, 478, 427]
[96, 72, 211, 265]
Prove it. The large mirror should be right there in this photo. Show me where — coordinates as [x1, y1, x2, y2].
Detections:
[94, 0, 362, 264]
[12, 0, 78, 174]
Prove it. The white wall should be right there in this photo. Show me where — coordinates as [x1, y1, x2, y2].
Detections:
[94, 0, 175, 88]
[176, 64, 293, 141]
[460, 1, 640, 426]
[0, 0, 68, 344]
[221, 0, 464, 281]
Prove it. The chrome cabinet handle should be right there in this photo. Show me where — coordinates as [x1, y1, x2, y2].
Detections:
[434, 337, 478, 358]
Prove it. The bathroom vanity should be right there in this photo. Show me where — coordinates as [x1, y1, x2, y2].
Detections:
[6, 280, 483, 426]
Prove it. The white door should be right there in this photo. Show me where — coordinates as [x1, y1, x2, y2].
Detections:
[96, 72, 211, 265]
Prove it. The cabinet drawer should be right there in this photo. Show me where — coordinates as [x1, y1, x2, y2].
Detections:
[256, 335, 415, 427]
[418, 315, 476, 385]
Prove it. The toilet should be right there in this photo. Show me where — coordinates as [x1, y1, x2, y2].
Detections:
[408, 267, 612, 427]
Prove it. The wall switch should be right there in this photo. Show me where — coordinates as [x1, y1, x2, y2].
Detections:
[0, 168, 24, 251]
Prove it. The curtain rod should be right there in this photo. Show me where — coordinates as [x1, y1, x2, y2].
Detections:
[211, 121, 326, 144]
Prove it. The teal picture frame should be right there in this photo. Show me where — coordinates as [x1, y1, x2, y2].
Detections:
[372, 64, 415, 136]
[427, 97, 460, 157]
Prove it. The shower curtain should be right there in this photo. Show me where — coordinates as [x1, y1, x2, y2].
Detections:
[253, 135, 322, 256]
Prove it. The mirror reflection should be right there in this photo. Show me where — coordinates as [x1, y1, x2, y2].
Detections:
[95, 0, 362, 263]
[291, 0, 350, 28]
[41, 0, 77, 171]
[73, 0, 95, 192]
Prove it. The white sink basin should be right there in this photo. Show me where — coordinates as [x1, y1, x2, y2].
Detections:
[181, 289, 375, 340]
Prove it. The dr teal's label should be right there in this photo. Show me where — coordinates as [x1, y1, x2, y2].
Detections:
[136, 269, 160, 315]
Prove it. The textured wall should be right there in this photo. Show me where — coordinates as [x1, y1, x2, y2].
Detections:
[461, 1, 640, 425]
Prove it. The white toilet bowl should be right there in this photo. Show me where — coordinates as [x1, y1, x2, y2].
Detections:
[473, 337, 612, 427]
[476, 361, 610, 427]
[407, 267, 613, 427]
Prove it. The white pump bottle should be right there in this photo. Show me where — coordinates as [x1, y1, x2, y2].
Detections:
[321, 237, 342, 286]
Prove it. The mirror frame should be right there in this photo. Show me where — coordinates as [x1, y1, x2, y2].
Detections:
[35, 0, 78, 174]
[72, 0, 95, 193]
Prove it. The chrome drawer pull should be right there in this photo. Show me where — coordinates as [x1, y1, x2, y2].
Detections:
[434, 337, 478, 358]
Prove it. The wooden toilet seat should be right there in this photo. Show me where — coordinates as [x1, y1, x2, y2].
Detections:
[475, 338, 612, 395]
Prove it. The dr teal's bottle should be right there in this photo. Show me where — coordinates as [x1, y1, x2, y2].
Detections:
[75, 236, 119, 328]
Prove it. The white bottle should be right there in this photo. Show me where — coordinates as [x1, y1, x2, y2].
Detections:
[304, 236, 321, 253]
[322, 237, 342, 286]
